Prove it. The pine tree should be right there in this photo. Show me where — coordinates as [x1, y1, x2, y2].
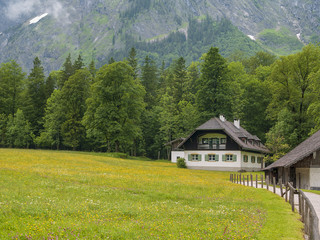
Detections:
[196, 47, 230, 121]
[172, 57, 187, 104]
[141, 56, 158, 108]
[61, 69, 91, 150]
[89, 60, 96, 77]
[73, 54, 85, 71]
[23, 57, 46, 136]
[45, 74, 56, 100]
[128, 47, 138, 79]
[59, 53, 74, 88]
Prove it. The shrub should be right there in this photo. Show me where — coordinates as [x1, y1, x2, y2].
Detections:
[177, 158, 187, 168]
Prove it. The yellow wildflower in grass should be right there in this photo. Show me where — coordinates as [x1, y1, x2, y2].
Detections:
[0, 149, 303, 239]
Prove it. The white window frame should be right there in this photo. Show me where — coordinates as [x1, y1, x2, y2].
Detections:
[191, 154, 200, 161]
[226, 154, 233, 161]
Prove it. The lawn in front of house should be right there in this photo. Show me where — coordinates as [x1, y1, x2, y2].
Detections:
[0, 149, 303, 239]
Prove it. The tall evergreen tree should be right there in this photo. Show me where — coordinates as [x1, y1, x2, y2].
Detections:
[61, 69, 91, 150]
[171, 57, 188, 103]
[89, 60, 96, 77]
[128, 47, 138, 80]
[196, 47, 230, 121]
[59, 53, 74, 88]
[45, 74, 56, 100]
[23, 57, 46, 136]
[141, 55, 158, 108]
[73, 54, 85, 71]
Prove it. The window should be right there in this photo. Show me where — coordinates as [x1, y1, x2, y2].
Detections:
[257, 157, 262, 164]
[202, 138, 208, 144]
[212, 138, 219, 144]
[206, 154, 219, 162]
[223, 154, 237, 162]
[221, 138, 226, 144]
[189, 154, 201, 161]
[243, 155, 248, 163]
[251, 156, 256, 163]
[226, 154, 233, 161]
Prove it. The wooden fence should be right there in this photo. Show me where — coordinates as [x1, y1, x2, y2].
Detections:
[230, 174, 320, 240]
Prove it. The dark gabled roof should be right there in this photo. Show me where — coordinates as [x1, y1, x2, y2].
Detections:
[264, 130, 320, 170]
[177, 117, 270, 153]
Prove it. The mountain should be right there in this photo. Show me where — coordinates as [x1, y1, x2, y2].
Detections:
[0, 0, 318, 72]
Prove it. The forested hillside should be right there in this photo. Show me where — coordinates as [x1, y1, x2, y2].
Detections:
[1, 45, 320, 162]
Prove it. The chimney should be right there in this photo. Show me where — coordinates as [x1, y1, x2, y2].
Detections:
[219, 115, 226, 122]
[234, 119, 240, 129]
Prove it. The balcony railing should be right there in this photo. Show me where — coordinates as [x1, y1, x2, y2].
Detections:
[197, 144, 226, 150]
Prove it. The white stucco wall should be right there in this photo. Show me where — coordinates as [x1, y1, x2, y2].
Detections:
[172, 150, 265, 171]
[240, 152, 265, 170]
[184, 150, 242, 171]
[296, 168, 310, 189]
[310, 168, 320, 189]
[171, 151, 185, 163]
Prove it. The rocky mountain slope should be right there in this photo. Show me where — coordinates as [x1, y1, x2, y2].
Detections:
[0, 0, 318, 72]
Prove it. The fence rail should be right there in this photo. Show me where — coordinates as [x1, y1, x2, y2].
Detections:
[230, 173, 320, 240]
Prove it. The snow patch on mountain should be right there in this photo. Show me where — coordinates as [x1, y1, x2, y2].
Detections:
[296, 33, 301, 41]
[29, 13, 48, 24]
[248, 35, 256, 41]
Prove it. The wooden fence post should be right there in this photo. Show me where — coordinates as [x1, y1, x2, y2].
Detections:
[261, 174, 263, 188]
[256, 175, 258, 188]
[298, 191, 301, 215]
[250, 174, 253, 187]
[266, 175, 269, 191]
[285, 184, 288, 202]
[237, 174, 239, 184]
[243, 174, 245, 185]
[305, 205, 309, 236]
[273, 177, 276, 193]
[279, 178, 283, 197]
[247, 175, 249, 186]
[289, 183, 294, 212]
[301, 194, 304, 222]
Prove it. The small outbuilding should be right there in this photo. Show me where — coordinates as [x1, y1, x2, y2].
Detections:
[264, 130, 320, 190]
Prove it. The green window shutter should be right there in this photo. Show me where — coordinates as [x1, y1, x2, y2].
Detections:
[188, 154, 191, 161]
[222, 154, 226, 161]
[205, 154, 209, 161]
[199, 155, 202, 161]
[216, 154, 219, 161]
[233, 155, 237, 162]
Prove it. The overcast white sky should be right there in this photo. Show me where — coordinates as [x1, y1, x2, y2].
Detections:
[5, 0, 69, 22]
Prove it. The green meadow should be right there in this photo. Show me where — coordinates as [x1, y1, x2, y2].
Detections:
[0, 149, 303, 239]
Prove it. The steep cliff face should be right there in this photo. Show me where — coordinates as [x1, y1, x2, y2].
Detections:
[0, 0, 318, 71]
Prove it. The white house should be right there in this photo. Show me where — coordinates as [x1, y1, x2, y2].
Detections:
[171, 115, 270, 171]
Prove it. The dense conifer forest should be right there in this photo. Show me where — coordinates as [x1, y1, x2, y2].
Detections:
[1, 44, 320, 163]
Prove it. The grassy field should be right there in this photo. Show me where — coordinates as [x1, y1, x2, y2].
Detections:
[0, 149, 303, 239]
